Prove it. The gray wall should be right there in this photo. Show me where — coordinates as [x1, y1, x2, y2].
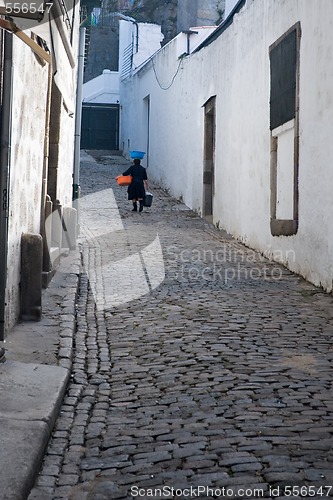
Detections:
[177, 0, 198, 32]
[84, 26, 119, 83]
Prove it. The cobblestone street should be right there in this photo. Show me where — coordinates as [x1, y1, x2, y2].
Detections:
[29, 152, 333, 500]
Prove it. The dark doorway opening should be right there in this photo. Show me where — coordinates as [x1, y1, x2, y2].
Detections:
[81, 103, 119, 150]
[203, 96, 216, 222]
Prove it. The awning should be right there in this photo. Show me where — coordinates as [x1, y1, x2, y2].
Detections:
[0, 17, 51, 62]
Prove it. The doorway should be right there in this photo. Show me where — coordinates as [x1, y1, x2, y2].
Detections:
[81, 103, 119, 150]
[203, 96, 216, 222]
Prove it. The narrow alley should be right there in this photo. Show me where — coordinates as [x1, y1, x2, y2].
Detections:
[29, 152, 333, 500]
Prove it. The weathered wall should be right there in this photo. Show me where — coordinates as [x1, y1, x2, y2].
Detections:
[177, 0, 225, 31]
[123, 0, 225, 40]
[177, 0, 198, 32]
[120, 0, 333, 291]
[85, 0, 225, 83]
[52, 25, 78, 210]
[84, 26, 119, 82]
[120, 0, 178, 43]
[83, 70, 120, 104]
[6, 39, 48, 328]
[5, 18, 79, 332]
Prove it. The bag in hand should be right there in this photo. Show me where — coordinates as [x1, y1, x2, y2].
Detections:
[143, 191, 153, 207]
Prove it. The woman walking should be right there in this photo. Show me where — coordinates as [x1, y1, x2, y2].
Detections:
[122, 158, 149, 212]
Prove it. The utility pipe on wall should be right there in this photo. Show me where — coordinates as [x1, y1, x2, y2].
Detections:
[0, 31, 13, 340]
[40, 62, 53, 277]
[73, 26, 86, 231]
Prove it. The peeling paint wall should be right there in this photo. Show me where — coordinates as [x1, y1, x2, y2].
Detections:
[4, 24, 78, 332]
[120, 0, 333, 292]
[6, 39, 48, 328]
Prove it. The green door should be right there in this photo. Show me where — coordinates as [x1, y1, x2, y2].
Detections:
[81, 104, 119, 150]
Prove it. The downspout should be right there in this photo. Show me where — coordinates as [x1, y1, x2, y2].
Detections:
[182, 30, 198, 55]
[112, 13, 139, 53]
[40, 63, 53, 229]
[72, 26, 86, 230]
[133, 21, 139, 53]
[0, 31, 13, 340]
[40, 61, 52, 274]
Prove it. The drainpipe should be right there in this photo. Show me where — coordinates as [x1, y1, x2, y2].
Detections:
[111, 13, 139, 53]
[182, 30, 198, 55]
[40, 63, 52, 241]
[132, 20, 139, 53]
[73, 26, 86, 230]
[0, 32, 13, 340]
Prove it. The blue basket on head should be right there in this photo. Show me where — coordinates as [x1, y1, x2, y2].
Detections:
[130, 150, 145, 159]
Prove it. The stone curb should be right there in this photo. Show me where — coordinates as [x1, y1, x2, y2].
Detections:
[0, 248, 81, 500]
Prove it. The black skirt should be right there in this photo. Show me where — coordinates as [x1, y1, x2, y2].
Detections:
[127, 178, 145, 200]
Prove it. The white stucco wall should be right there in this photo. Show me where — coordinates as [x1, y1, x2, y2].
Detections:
[6, 38, 48, 327]
[5, 16, 79, 331]
[119, 20, 164, 80]
[83, 70, 120, 104]
[133, 23, 164, 69]
[176, 27, 217, 58]
[54, 16, 79, 209]
[120, 0, 333, 292]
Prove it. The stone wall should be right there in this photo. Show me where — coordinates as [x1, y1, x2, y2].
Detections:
[84, 26, 119, 82]
[177, 0, 225, 33]
[118, 0, 178, 44]
[84, 0, 225, 83]
[122, 0, 225, 42]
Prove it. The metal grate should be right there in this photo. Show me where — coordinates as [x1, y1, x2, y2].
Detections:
[120, 42, 133, 80]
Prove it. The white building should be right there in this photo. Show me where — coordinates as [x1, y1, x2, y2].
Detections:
[119, 0, 333, 292]
[83, 69, 120, 104]
[81, 20, 164, 150]
[0, 1, 80, 336]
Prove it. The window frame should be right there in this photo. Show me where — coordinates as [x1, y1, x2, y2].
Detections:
[269, 22, 301, 237]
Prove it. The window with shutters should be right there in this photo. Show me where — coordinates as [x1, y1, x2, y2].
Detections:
[270, 29, 297, 130]
[269, 23, 301, 237]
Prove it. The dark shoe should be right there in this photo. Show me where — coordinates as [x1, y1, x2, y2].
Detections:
[132, 202, 137, 212]
[139, 201, 143, 212]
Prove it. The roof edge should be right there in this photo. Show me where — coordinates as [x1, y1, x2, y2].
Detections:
[193, 0, 247, 53]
